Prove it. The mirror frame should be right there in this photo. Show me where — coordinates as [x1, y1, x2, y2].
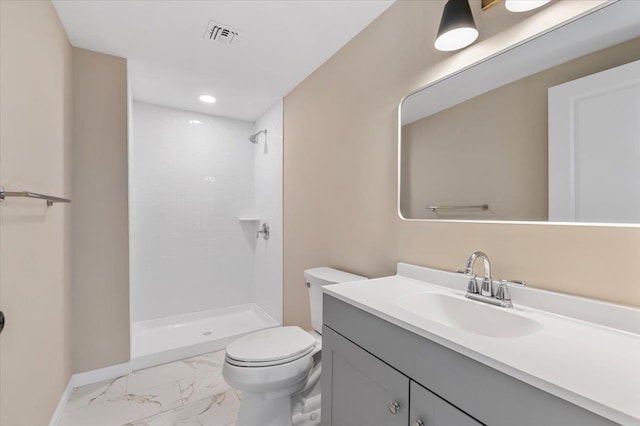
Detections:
[397, 0, 640, 227]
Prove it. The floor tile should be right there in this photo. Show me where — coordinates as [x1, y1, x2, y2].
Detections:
[61, 395, 148, 426]
[128, 390, 240, 426]
[60, 350, 238, 426]
[179, 370, 231, 405]
[178, 352, 231, 404]
[61, 380, 183, 426]
[234, 389, 243, 400]
[65, 375, 128, 411]
[128, 352, 223, 394]
[215, 350, 226, 363]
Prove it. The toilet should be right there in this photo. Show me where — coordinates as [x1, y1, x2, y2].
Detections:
[222, 267, 366, 426]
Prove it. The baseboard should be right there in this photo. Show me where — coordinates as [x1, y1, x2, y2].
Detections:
[48, 378, 74, 426]
[48, 361, 132, 425]
[71, 361, 132, 388]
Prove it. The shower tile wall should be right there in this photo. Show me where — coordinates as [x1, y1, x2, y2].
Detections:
[131, 102, 255, 322]
[253, 100, 284, 323]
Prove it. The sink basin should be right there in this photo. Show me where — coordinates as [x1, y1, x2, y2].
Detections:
[395, 292, 542, 338]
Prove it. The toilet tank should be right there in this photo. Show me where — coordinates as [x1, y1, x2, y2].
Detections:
[304, 267, 366, 333]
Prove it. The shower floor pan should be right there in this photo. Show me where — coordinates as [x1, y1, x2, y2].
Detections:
[131, 303, 278, 370]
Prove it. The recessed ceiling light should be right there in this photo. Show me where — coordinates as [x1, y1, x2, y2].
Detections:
[189, 119, 202, 125]
[199, 94, 216, 103]
[505, 0, 551, 12]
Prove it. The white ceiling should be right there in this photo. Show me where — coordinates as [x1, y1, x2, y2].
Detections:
[53, 0, 394, 122]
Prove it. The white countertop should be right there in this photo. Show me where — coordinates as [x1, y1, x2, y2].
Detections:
[323, 264, 640, 425]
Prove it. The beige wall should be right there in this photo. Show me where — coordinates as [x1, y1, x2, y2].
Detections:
[0, 1, 73, 424]
[71, 48, 130, 373]
[401, 37, 640, 221]
[283, 0, 640, 330]
[0, 4, 129, 422]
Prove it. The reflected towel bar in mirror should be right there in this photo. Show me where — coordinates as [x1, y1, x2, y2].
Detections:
[0, 186, 71, 207]
[428, 204, 489, 212]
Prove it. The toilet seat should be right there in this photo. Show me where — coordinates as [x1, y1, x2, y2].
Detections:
[227, 345, 315, 367]
[226, 326, 317, 367]
[223, 345, 317, 398]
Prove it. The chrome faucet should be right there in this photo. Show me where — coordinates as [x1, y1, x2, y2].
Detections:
[463, 251, 526, 308]
[465, 251, 493, 297]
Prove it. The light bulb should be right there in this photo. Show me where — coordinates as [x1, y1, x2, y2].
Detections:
[199, 94, 216, 103]
[505, 0, 551, 13]
[435, 27, 479, 51]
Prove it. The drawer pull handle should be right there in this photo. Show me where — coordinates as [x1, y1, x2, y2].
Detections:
[412, 419, 425, 426]
[388, 401, 400, 414]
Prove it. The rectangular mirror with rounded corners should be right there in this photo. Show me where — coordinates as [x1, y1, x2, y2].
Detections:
[399, 1, 640, 225]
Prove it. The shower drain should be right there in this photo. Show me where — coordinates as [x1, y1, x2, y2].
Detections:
[203, 331, 212, 336]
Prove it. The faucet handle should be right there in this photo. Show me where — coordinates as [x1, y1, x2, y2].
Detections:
[467, 274, 479, 294]
[495, 279, 526, 303]
[499, 279, 526, 287]
[495, 280, 512, 302]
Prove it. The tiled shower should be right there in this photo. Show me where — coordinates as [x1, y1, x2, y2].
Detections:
[129, 100, 283, 369]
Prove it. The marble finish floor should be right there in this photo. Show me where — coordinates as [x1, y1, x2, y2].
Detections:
[61, 350, 240, 426]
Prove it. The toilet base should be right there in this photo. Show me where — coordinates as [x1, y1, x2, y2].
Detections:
[237, 391, 294, 426]
[236, 387, 321, 426]
[292, 391, 321, 426]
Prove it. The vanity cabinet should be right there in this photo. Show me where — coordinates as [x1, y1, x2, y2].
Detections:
[322, 295, 618, 426]
[322, 325, 484, 426]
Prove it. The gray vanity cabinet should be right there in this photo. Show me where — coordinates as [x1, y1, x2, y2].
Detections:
[321, 325, 409, 426]
[409, 381, 483, 426]
[322, 295, 618, 426]
[321, 325, 483, 426]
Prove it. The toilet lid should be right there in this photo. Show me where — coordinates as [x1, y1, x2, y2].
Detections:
[225, 326, 316, 364]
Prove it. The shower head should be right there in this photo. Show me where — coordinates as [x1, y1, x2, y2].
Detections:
[248, 129, 267, 144]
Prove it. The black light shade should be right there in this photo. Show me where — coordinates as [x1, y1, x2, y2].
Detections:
[435, 0, 479, 51]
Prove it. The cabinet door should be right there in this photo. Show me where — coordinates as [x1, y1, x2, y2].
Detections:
[322, 326, 409, 426]
[410, 381, 484, 426]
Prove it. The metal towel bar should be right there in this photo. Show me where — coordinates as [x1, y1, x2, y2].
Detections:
[0, 186, 71, 206]
[428, 204, 488, 212]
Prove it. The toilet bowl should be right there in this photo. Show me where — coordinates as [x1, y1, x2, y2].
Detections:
[223, 327, 322, 425]
[222, 267, 366, 426]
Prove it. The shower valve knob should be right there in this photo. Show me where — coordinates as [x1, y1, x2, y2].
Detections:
[256, 223, 270, 240]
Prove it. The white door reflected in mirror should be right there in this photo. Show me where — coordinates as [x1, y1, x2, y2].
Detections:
[549, 60, 640, 223]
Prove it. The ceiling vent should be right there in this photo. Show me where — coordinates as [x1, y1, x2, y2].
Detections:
[203, 20, 241, 45]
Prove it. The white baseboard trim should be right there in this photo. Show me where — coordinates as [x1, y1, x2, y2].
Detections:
[48, 379, 74, 426]
[71, 361, 132, 388]
[49, 361, 132, 425]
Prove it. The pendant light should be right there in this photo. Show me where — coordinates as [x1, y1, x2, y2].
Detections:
[435, 0, 479, 52]
[505, 0, 551, 12]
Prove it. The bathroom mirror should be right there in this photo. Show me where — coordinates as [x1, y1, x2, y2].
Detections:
[399, 2, 640, 224]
